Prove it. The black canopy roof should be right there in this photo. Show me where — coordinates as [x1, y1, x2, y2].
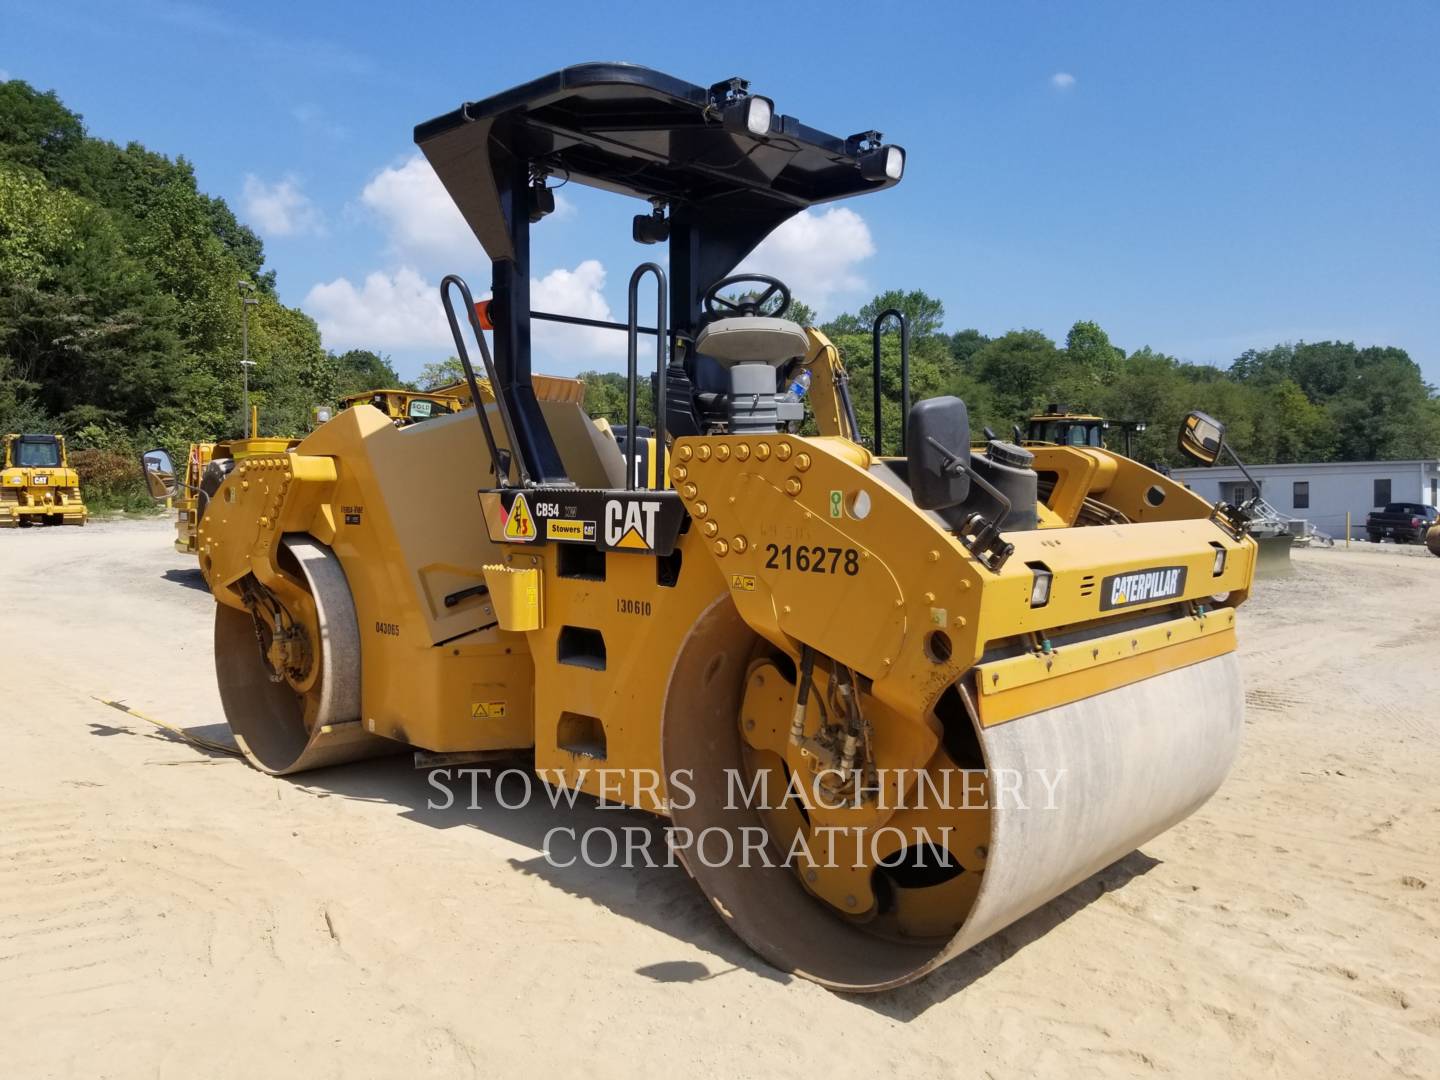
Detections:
[412, 65, 905, 486]
[414, 63, 902, 266]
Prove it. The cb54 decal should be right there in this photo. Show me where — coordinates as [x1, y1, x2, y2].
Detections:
[486, 489, 684, 556]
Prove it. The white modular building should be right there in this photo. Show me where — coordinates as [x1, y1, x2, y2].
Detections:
[1170, 459, 1440, 538]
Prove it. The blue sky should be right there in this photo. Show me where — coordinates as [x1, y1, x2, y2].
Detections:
[4, 0, 1437, 383]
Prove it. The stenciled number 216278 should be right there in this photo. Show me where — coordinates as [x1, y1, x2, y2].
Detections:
[763, 543, 859, 576]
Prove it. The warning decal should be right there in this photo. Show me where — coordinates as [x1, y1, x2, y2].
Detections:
[471, 701, 508, 720]
[503, 493, 537, 541]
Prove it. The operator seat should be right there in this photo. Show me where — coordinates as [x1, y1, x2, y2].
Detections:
[691, 316, 810, 434]
[665, 317, 810, 437]
[693, 317, 810, 367]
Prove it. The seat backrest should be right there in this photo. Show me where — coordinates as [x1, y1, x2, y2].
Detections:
[694, 317, 810, 368]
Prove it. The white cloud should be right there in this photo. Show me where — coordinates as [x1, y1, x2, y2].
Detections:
[1051, 72, 1076, 91]
[360, 154, 574, 267]
[303, 259, 624, 371]
[360, 155, 475, 266]
[241, 175, 323, 237]
[530, 259, 626, 369]
[550, 190, 578, 221]
[304, 267, 453, 351]
[738, 207, 876, 316]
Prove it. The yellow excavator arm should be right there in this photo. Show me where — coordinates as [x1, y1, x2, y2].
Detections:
[796, 328, 862, 443]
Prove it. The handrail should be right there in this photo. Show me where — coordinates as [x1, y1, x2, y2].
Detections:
[626, 263, 668, 491]
[871, 308, 910, 456]
[440, 275, 530, 488]
[532, 308, 683, 343]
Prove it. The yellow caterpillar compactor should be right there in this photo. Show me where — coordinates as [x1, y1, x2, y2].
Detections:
[145, 385, 581, 556]
[1, 433, 87, 527]
[193, 65, 1256, 991]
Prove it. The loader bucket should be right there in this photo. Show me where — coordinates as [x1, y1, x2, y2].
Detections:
[662, 600, 1243, 992]
[1427, 525, 1440, 557]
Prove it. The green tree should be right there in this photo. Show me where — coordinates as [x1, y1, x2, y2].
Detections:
[969, 330, 1065, 419]
[579, 371, 654, 427]
[0, 165, 185, 429]
[948, 329, 991, 367]
[826, 289, 947, 338]
[0, 80, 85, 184]
[0, 79, 333, 450]
[418, 357, 467, 390]
[334, 350, 404, 397]
[1065, 320, 1124, 375]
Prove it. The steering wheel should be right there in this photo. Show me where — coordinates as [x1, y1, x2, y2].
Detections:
[702, 274, 792, 319]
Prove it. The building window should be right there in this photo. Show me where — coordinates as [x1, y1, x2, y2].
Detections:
[1293, 481, 1309, 510]
[1432, 477, 1437, 506]
[1222, 481, 1257, 504]
[1374, 478, 1391, 507]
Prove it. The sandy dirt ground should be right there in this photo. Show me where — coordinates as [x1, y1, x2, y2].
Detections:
[1, 519, 1437, 1078]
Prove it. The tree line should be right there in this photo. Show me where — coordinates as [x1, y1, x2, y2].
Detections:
[3, 78, 1436, 510]
[569, 289, 1438, 469]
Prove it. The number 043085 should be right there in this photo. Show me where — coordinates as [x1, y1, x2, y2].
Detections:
[763, 543, 859, 576]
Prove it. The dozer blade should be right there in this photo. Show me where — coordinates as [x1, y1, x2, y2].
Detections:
[214, 537, 396, 776]
[1253, 533, 1295, 577]
[662, 601, 1243, 992]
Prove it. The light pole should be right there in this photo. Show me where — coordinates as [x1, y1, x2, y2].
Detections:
[238, 281, 259, 434]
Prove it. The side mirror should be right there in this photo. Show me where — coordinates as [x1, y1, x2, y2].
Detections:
[1178, 411, 1226, 466]
[906, 396, 972, 510]
[141, 448, 177, 501]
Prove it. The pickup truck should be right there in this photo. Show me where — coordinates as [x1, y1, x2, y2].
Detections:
[1366, 502, 1439, 543]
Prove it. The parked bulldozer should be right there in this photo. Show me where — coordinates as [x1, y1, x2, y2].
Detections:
[192, 64, 1256, 991]
[1, 433, 87, 527]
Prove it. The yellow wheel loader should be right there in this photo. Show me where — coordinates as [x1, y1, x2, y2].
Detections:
[1, 433, 87, 527]
[195, 65, 1257, 991]
[1020, 406, 1152, 459]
